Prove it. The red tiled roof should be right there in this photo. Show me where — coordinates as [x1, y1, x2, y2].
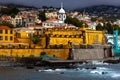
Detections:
[1, 15, 11, 20]
[0, 26, 12, 30]
[53, 26, 66, 28]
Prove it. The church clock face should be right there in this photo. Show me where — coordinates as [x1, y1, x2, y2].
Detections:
[58, 13, 66, 21]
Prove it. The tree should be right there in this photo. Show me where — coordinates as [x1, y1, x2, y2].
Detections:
[104, 22, 113, 34]
[30, 35, 40, 44]
[71, 17, 81, 27]
[0, 20, 14, 28]
[79, 21, 88, 28]
[96, 23, 104, 31]
[16, 24, 22, 28]
[65, 16, 88, 27]
[96, 22, 115, 34]
[91, 17, 97, 22]
[38, 11, 47, 22]
[0, 7, 19, 17]
[113, 24, 120, 34]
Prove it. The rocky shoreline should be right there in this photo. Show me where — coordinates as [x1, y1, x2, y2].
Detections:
[0, 57, 120, 69]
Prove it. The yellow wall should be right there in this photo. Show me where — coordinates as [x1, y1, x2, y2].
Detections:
[15, 31, 31, 39]
[85, 30, 103, 45]
[15, 30, 35, 43]
[45, 28, 104, 46]
[0, 49, 69, 59]
[39, 37, 46, 48]
[52, 30, 82, 35]
[17, 38, 30, 43]
[49, 37, 83, 45]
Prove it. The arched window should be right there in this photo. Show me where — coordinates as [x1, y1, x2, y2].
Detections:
[59, 15, 61, 18]
[64, 15, 66, 18]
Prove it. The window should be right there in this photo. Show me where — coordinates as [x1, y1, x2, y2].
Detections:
[59, 15, 61, 18]
[16, 33, 21, 38]
[47, 24, 49, 26]
[0, 30, 2, 34]
[5, 36, 8, 40]
[30, 33, 33, 37]
[26, 33, 31, 37]
[10, 36, 13, 40]
[16, 19, 18, 22]
[64, 15, 66, 18]
[8, 44, 11, 48]
[10, 30, 13, 34]
[50, 24, 52, 26]
[26, 33, 29, 37]
[0, 36, 3, 40]
[44, 23, 46, 26]
[5, 30, 8, 34]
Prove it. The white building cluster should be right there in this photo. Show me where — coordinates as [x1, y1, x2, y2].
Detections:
[42, 3, 67, 28]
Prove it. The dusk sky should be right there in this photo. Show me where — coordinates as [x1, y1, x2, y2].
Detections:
[0, 0, 120, 9]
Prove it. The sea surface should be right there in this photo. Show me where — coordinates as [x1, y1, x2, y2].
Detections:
[0, 61, 120, 80]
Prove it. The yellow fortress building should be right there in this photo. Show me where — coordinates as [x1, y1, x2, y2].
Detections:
[45, 26, 104, 48]
[0, 25, 105, 59]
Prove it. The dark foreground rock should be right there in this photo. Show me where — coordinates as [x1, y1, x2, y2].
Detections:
[103, 58, 120, 64]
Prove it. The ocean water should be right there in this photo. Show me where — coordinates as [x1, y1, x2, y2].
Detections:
[0, 62, 120, 80]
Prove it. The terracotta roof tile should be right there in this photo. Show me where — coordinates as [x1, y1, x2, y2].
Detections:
[0, 26, 12, 30]
[1, 15, 11, 20]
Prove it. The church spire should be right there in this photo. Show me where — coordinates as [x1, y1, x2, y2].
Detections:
[59, 2, 65, 14]
[61, 2, 63, 8]
[58, 2, 66, 23]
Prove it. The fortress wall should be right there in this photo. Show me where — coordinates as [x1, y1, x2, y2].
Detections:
[73, 48, 112, 60]
[0, 47, 112, 60]
[0, 49, 69, 59]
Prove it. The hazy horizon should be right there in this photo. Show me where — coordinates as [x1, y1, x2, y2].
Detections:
[0, 0, 120, 9]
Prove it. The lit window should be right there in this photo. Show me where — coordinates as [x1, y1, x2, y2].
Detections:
[26, 33, 29, 37]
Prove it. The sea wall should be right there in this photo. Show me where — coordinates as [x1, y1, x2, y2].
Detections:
[0, 49, 69, 59]
[0, 47, 112, 60]
[72, 48, 112, 60]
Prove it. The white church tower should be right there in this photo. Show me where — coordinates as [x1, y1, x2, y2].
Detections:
[58, 3, 66, 23]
